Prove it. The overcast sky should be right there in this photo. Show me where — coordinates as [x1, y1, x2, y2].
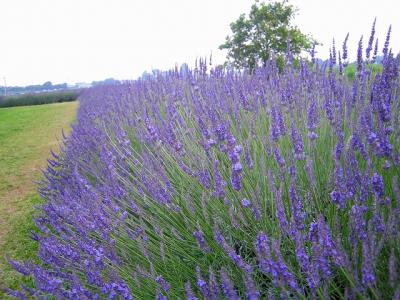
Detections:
[0, 0, 398, 86]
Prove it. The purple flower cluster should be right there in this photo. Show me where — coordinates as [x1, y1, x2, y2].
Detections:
[214, 227, 253, 273]
[7, 24, 400, 299]
[254, 233, 299, 292]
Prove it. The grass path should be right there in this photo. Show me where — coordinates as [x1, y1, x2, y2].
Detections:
[0, 102, 78, 295]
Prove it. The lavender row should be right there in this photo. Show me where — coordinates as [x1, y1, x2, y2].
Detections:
[7, 24, 400, 299]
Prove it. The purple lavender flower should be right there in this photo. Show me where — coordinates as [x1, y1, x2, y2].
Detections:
[310, 43, 316, 64]
[331, 38, 337, 65]
[196, 266, 210, 299]
[193, 230, 210, 253]
[342, 33, 349, 65]
[276, 109, 286, 137]
[371, 172, 385, 198]
[350, 204, 368, 241]
[383, 25, 392, 57]
[198, 118, 211, 140]
[226, 132, 243, 191]
[290, 122, 304, 160]
[330, 189, 345, 209]
[245, 146, 254, 169]
[362, 242, 376, 287]
[144, 117, 159, 143]
[198, 170, 211, 189]
[6, 289, 28, 299]
[185, 281, 198, 300]
[7, 259, 31, 276]
[214, 122, 227, 143]
[305, 158, 316, 187]
[366, 18, 376, 60]
[270, 107, 286, 142]
[338, 51, 343, 75]
[334, 130, 345, 161]
[274, 188, 290, 233]
[289, 184, 306, 230]
[293, 230, 319, 290]
[156, 275, 170, 292]
[270, 109, 281, 142]
[212, 160, 226, 198]
[232, 162, 242, 172]
[389, 249, 397, 288]
[271, 240, 299, 292]
[231, 171, 242, 191]
[208, 267, 220, 300]
[254, 232, 273, 274]
[156, 291, 167, 300]
[255, 233, 299, 292]
[241, 198, 252, 207]
[324, 97, 334, 123]
[273, 147, 285, 168]
[220, 267, 239, 300]
[214, 227, 252, 273]
[244, 272, 260, 300]
[357, 36, 364, 75]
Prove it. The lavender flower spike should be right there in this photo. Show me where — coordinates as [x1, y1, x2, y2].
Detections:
[220, 267, 239, 300]
[366, 18, 376, 60]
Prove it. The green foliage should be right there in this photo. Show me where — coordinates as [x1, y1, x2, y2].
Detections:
[0, 90, 81, 108]
[343, 62, 383, 81]
[219, 0, 315, 70]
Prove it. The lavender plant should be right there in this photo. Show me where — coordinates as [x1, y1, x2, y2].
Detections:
[6, 24, 400, 299]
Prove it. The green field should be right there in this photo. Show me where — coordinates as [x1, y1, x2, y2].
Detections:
[0, 102, 78, 296]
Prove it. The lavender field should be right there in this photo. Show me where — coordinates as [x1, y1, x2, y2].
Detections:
[7, 27, 400, 299]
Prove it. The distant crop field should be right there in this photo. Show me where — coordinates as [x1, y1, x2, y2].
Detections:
[0, 102, 78, 297]
[0, 90, 81, 108]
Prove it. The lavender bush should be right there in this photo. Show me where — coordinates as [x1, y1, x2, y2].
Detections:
[7, 24, 400, 299]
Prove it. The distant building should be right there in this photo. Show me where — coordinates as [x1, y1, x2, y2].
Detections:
[74, 82, 92, 88]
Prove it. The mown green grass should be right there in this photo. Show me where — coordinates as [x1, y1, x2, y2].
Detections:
[0, 102, 78, 297]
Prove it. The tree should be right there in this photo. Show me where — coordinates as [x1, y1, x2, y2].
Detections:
[43, 81, 53, 88]
[219, 0, 315, 70]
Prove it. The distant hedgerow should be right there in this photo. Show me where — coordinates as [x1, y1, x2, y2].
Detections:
[0, 90, 81, 108]
[6, 23, 400, 299]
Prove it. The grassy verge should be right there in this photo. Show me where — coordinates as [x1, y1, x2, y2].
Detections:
[0, 102, 78, 297]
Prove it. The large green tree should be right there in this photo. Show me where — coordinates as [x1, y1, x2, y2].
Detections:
[220, 0, 315, 70]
